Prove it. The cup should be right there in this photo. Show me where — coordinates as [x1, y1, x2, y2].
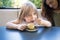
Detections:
[27, 23, 35, 30]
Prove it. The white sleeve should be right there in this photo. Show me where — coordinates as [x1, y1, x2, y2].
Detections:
[6, 22, 18, 29]
[35, 18, 52, 27]
[40, 19, 52, 27]
[6, 21, 27, 29]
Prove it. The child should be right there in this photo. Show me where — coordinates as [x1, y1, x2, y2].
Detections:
[6, 1, 52, 31]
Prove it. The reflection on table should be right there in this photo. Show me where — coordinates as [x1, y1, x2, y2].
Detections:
[0, 26, 60, 40]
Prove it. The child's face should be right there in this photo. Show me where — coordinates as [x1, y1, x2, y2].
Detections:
[24, 13, 37, 23]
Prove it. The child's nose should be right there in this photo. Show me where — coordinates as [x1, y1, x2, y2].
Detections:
[32, 15, 37, 20]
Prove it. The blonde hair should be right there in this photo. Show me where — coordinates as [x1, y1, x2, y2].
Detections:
[18, 1, 38, 23]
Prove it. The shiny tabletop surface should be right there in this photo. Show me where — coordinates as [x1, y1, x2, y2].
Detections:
[0, 26, 60, 40]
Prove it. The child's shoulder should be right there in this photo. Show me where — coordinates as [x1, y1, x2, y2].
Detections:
[9, 19, 20, 24]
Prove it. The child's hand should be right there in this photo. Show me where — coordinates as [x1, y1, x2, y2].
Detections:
[36, 18, 52, 27]
[17, 24, 27, 31]
[35, 18, 41, 25]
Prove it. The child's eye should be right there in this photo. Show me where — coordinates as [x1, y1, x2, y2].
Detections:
[26, 14, 32, 17]
[34, 13, 36, 15]
[28, 14, 32, 16]
[33, 12, 36, 15]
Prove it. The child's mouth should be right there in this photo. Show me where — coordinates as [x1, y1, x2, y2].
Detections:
[27, 20, 34, 23]
[31, 20, 34, 22]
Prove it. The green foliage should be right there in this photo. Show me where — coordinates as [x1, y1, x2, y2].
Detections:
[30, 0, 42, 8]
[0, 0, 13, 8]
[0, 0, 42, 8]
[3, 0, 12, 7]
[0, 1, 3, 7]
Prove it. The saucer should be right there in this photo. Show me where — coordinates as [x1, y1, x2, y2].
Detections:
[26, 28, 37, 32]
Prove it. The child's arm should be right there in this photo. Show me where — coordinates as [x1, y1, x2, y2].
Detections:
[6, 19, 26, 31]
[36, 18, 52, 27]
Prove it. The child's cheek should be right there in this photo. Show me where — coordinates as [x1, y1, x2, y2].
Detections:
[33, 15, 37, 20]
[25, 18, 31, 22]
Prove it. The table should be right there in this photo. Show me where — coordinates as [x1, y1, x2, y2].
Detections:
[0, 26, 60, 40]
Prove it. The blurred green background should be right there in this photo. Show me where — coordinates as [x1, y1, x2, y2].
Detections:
[30, 0, 42, 8]
[0, 0, 13, 8]
[0, 0, 42, 8]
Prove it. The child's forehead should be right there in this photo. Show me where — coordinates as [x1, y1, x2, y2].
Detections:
[26, 12, 33, 15]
